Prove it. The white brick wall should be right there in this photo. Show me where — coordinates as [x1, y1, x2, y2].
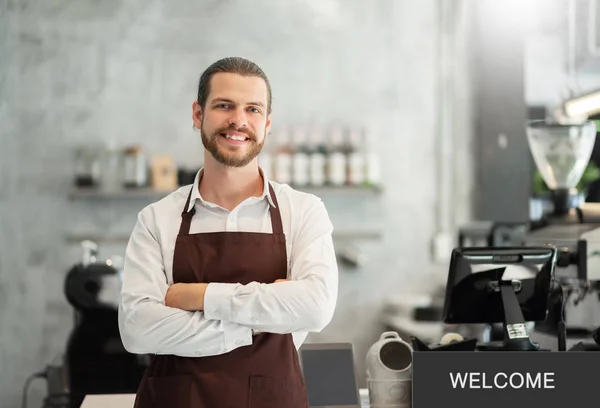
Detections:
[0, 1, 474, 407]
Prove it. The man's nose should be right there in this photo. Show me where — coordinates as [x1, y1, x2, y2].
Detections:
[228, 108, 248, 128]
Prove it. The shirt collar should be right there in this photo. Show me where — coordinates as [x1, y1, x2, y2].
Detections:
[186, 167, 275, 212]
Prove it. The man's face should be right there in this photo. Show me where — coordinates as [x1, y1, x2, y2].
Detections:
[193, 72, 271, 168]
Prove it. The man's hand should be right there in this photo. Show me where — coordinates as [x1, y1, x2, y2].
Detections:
[165, 280, 287, 311]
[165, 283, 208, 311]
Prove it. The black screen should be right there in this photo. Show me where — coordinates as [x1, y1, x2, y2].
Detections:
[301, 348, 358, 406]
[443, 247, 555, 324]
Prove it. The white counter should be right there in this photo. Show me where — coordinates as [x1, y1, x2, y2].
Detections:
[81, 389, 371, 408]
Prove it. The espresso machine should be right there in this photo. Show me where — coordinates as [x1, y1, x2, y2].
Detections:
[460, 120, 600, 341]
[521, 121, 600, 335]
[43, 241, 148, 408]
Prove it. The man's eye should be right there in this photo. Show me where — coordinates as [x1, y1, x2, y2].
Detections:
[217, 104, 230, 109]
[249, 107, 260, 113]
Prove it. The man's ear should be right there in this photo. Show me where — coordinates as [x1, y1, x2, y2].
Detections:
[265, 112, 272, 136]
[192, 101, 203, 129]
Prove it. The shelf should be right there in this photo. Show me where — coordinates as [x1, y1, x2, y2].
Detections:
[68, 185, 382, 200]
[299, 185, 382, 194]
[65, 233, 134, 243]
[68, 188, 167, 200]
[65, 229, 382, 244]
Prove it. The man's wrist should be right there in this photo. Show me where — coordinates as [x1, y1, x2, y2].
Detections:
[203, 282, 237, 320]
[195, 283, 208, 310]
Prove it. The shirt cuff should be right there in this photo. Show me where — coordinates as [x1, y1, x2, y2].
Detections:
[222, 320, 253, 350]
[204, 282, 238, 321]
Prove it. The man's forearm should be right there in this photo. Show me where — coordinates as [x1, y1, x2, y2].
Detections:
[165, 280, 289, 312]
[202, 279, 335, 333]
[165, 282, 208, 311]
[118, 296, 252, 356]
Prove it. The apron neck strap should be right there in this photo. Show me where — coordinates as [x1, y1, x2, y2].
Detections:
[267, 182, 283, 235]
[179, 186, 195, 235]
[178, 182, 284, 236]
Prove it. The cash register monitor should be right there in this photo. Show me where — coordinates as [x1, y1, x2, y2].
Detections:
[299, 343, 361, 408]
[443, 247, 556, 351]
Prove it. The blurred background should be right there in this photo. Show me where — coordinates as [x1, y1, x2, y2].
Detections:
[3, 0, 600, 407]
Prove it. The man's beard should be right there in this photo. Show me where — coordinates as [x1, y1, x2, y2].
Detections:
[201, 124, 265, 168]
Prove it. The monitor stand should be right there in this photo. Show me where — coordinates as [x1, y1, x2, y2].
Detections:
[477, 280, 540, 351]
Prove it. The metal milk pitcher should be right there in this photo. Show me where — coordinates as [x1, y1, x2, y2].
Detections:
[366, 331, 413, 408]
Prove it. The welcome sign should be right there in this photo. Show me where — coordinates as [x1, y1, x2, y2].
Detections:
[448, 370, 555, 390]
[413, 352, 598, 408]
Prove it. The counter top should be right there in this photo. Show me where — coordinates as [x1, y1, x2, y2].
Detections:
[80, 394, 136, 408]
[81, 389, 371, 407]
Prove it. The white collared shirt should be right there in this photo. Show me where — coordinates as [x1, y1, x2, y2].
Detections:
[118, 169, 338, 357]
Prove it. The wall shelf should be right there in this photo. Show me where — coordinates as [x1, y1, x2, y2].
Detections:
[65, 229, 383, 244]
[68, 185, 382, 200]
[69, 188, 167, 200]
[67, 185, 383, 243]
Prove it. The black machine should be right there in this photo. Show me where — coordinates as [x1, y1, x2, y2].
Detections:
[25, 242, 148, 408]
[450, 119, 600, 351]
[443, 246, 557, 351]
[62, 242, 147, 408]
[441, 246, 600, 352]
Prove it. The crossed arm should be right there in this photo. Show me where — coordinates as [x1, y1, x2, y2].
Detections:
[118, 199, 338, 357]
[163, 279, 289, 312]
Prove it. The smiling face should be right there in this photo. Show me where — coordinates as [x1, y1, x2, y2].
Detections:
[193, 72, 271, 168]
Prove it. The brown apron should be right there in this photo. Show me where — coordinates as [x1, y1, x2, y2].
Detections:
[133, 184, 309, 408]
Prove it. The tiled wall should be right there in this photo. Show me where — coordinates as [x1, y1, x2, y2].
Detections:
[0, 1, 474, 407]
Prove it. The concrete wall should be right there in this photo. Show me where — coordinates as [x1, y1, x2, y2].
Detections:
[525, 0, 600, 106]
[0, 1, 473, 407]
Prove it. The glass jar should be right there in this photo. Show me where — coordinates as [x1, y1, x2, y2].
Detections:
[123, 145, 148, 188]
[101, 146, 123, 192]
[73, 147, 102, 188]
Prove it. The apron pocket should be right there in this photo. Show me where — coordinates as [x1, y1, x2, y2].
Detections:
[136, 375, 192, 408]
[248, 375, 308, 408]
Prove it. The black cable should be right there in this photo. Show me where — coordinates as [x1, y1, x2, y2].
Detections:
[22, 371, 47, 408]
[549, 278, 567, 351]
[557, 280, 567, 351]
[555, 279, 567, 326]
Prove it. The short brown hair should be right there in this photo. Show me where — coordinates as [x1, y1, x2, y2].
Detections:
[196, 57, 272, 114]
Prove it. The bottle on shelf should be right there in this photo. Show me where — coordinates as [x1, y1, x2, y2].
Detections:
[364, 128, 381, 187]
[347, 126, 366, 187]
[291, 126, 310, 187]
[327, 124, 347, 186]
[309, 126, 327, 187]
[273, 126, 293, 185]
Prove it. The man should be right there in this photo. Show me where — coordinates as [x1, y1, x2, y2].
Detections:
[118, 57, 338, 408]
